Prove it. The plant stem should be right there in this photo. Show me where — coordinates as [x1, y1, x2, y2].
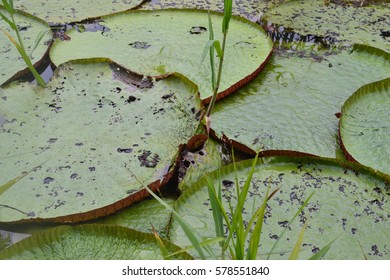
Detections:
[205, 32, 228, 118]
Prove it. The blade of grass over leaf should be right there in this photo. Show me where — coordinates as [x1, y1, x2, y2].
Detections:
[267, 191, 315, 259]
[30, 29, 48, 59]
[144, 186, 210, 259]
[309, 237, 337, 260]
[288, 220, 308, 260]
[0, 1, 45, 86]
[151, 224, 171, 260]
[246, 187, 270, 259]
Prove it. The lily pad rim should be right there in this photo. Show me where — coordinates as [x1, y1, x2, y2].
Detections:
[0, 223, 194, 260]
[0, 5, 52, 86]
[176, 150, 390, 205]
[50, 8, 275, 104]
[339, 77, 390, 169]
[0, 59, 205, 224]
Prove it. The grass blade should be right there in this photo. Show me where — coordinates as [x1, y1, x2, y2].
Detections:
[247, 187, 270, 259]
[309, 238, 336, 260]
[222, 0, 233, 33]
[144, 186, 209, 259]
[30, 29, 48, 58]
[151, 224, 171, 260]
[206, 176, 224, 240]
[267, 191, 315, 259]
[288, 220, 308, 260]
[0, 11, 16, 29]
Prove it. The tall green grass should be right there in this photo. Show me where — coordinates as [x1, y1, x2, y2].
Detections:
[0, 0, 46, 86]
[200, 0, 233, 134]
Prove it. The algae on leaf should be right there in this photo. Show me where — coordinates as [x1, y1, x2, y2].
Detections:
[263, 0, 390, 52]
[50, 9, 273, 102]
[0, 60, 203, 223]
[171, 155, 390, 259]
[0, 224, 193, 259]
[13, 0, 144, 24]
[210, 45, 390, 158]
[340, 78, 390, 175]
[0, 7, 51, 85]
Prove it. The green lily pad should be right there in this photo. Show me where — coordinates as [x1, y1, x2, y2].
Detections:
[170, 155, 390, 259]
[140, 0, 283, 21]
[13, 0, 144, 24]
[0, 7, 51, 85]
[50, 9, 273, 102]
[0, 224, 193, 259]
[340, 78, 390, 175]
[0, 60, 202, 223]
[263, 0, 390, 52]
[210, 45, 390, 158]
[95, 197, 175, 238]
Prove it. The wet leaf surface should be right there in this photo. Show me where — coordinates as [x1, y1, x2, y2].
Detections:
[210, 45, 390, 158]
[340, 78, 390, 175]
[49, 9, 273, 102]
[263, 0, 390, 52]
[0, 224, 193, 259]
[171, 155, 390, 259]
[0, 60, 202, 223]
[13, 0, 145, 24]
[0, 7, 51, 85]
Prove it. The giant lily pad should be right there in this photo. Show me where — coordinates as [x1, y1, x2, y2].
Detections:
[0, 224, 193, 259]
[13, 0, 144, 24]
[340, 78, 390, 175]
[0, 7, 51, 85]
[140, 0, 284, 21]
[170, 155, 390, 259]
[263, 0, 390, 52]
[0, 60, 203, 223]
[210, 45, 390, 158]
[50, 9, 273, 102]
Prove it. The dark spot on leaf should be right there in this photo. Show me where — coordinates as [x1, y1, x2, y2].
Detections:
[189, 26, 207, 34]
[75, 142, 83, 146]
[222, 180, 234, 188]
[48, 138, 58, 143]
[162, 93, 174, 99]
[351, 228, 357, 234]
[43, 177, 54, 184]
[70, 173, 78, 179]
[27, 212, 35, 217]
[129, 41, 151, 49]
[117, 148, 133, 153]
[89, 167, 96, 172]
[126, 96, 137, 103]
[312, 246, 320, 254]
[76, 192, 84, 197]
[269, 234, 279, 240]
[138, 150, 160, 168]
[278, 221, 289, 227]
